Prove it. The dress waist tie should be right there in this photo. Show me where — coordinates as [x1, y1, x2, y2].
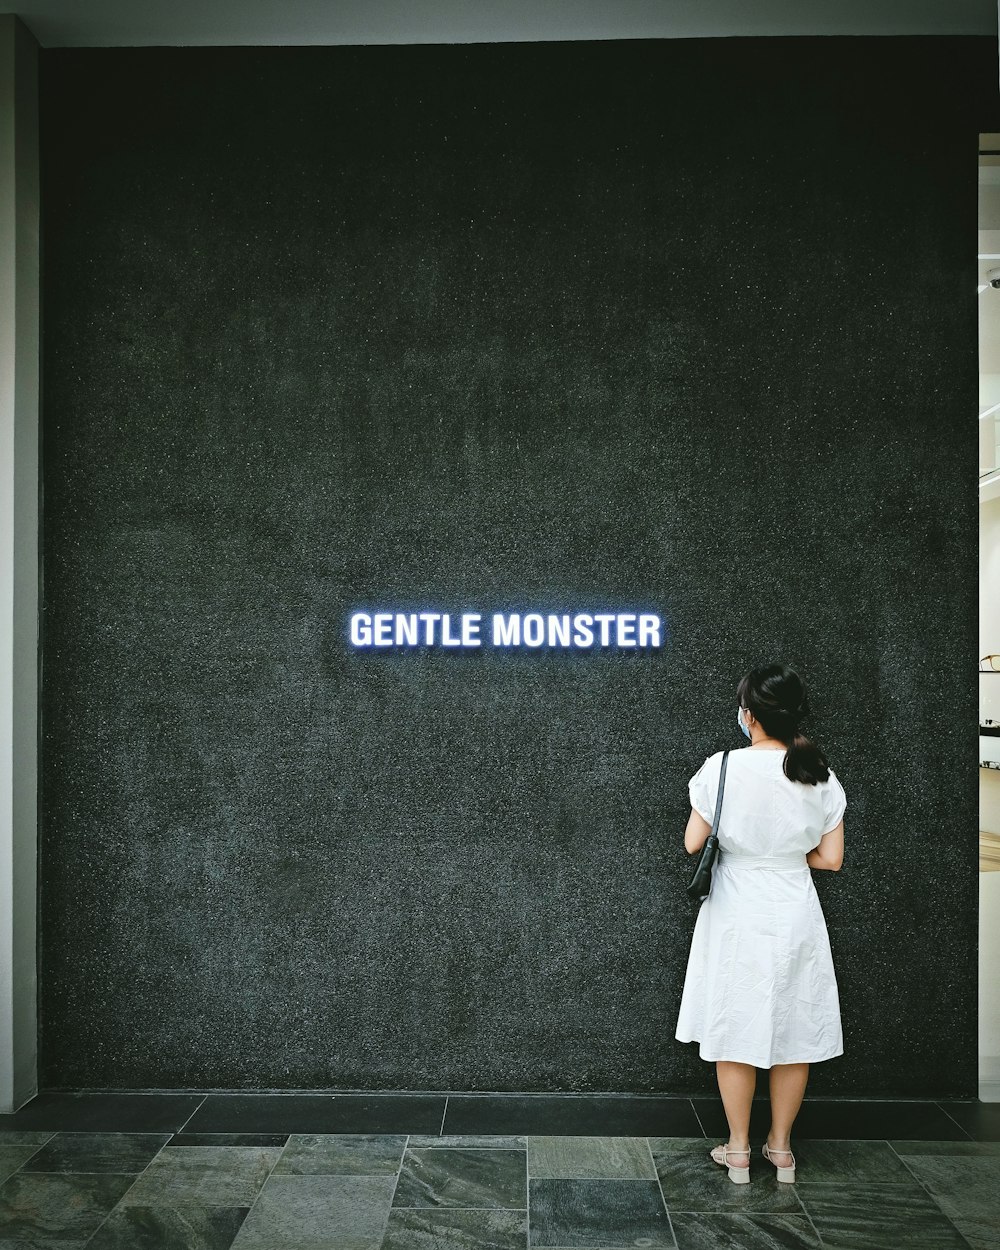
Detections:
[718, 852, 809, 871]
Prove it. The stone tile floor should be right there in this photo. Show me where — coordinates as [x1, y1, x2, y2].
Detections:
[0, 1093, 997, 1247]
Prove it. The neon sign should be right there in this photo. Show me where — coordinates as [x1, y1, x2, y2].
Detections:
[349, 611, 662, 649]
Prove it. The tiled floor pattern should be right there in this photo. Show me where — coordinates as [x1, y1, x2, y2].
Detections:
[0, 1093, 997, 1247]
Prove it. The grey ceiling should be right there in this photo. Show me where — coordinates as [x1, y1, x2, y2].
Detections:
[7, 0, 997, 48]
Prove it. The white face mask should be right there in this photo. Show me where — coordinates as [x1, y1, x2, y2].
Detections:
[737, 706, 752, 739]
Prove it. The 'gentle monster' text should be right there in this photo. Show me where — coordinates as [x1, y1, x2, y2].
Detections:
[349, 612, 662, 649]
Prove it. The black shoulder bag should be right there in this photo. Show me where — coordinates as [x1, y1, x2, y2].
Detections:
[686, 749, 730, 901]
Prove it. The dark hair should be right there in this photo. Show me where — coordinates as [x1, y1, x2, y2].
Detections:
[735, 662, 830, 785]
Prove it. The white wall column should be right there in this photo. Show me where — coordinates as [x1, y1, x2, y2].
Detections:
[0, 12, 40, 1115]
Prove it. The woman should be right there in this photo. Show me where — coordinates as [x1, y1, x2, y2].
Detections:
[674, 662, 846, 1185]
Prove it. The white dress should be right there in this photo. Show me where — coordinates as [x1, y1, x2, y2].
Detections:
[674, 746, 847, 1068]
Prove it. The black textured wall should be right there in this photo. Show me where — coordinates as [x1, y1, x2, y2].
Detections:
[39, 37, 994, 1096]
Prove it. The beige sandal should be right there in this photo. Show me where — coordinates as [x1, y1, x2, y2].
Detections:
[762, 1140, 796, 1182]
[709, 1142, 751, 1184]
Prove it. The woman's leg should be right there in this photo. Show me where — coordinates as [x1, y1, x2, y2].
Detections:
[767, 1062, 809, 1162]
[715, 1060, 756, 1158]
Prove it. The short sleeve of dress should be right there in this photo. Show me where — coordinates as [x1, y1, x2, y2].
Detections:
[821, 768, 847, 835]
[688, 754, 716, 823]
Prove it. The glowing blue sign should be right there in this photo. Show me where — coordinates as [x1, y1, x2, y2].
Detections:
[349, 611, 662, 649]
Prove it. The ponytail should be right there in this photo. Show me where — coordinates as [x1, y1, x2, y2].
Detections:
[784, 729, 830, 785]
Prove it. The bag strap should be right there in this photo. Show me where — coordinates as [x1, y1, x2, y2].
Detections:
[709, 749, 730, 841]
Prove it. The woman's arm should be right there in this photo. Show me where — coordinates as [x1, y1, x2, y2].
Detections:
[683, 806, 713, 855]
[807, 820, 844, 871]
